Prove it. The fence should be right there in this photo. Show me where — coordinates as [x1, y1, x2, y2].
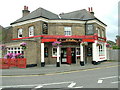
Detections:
[0, 58, 26, 69]
[107, 49, 120, 61]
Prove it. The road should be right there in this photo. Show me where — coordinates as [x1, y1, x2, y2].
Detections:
[1, 65, 119, 89]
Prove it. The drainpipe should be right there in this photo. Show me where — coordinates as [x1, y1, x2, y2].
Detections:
[85, 20, 88, 35]
[84, 20, 88, 64]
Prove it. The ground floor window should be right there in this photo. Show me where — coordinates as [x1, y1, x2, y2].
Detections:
[7, 47, 24, 54]
[76, 47, 80, 56]
[99, 44, 104, 56]
[52, 47, 57, 57]
[44, 47, 48, 57]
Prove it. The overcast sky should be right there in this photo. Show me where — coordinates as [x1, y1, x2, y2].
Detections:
[0, 0, 119, 42]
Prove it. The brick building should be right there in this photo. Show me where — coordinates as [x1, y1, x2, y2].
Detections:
[5, 6, 107, 67]
[116, 36, 120, 47]
[0, 25, 12, 58]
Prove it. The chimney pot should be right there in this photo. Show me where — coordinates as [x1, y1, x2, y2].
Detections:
[26, 6, 28, 10]
[91, 7, 93, 12]
[88, 7, 90, 12]
[24, 6, 27, 10]
[22, 6, 30, 17]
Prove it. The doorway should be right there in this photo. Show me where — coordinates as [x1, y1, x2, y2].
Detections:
[61, 47, 76, 64]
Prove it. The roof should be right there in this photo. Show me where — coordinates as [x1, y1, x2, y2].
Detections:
[11, 7, 59, 24]
[59, 9, 96, 20]
[11, 8, 106, 26]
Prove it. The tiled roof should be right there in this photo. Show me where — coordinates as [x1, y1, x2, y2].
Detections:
[11, 7, 106, 26]
[11, 7, 59, 24]
[59, 9, 96, 20]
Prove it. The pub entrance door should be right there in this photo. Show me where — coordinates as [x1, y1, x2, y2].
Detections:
[61, 47, 76, 64]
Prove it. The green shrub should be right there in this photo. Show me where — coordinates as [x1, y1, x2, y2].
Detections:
[112, 45, 120, 49]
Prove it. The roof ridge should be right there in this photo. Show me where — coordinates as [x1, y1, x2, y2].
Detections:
[61, 9, 86, 15]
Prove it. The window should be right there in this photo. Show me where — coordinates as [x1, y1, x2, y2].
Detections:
[96, 27, 100, 37]
[86, 25, 94, 35]
[42, 22, 48, 34]
[99, 44, 104, 56]
[7, 47, 23, 54]
[76, 47, 80, 56]
[29, 26, 34, 37]
[44, 47, 48, 57]
[101, 29, 104, 38]
[18, 28, 23, 38]
[52, 47, 57, 57]
[64, 27, 72, 36]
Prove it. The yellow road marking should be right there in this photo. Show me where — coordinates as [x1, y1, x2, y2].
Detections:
[0, 65, 119, 77]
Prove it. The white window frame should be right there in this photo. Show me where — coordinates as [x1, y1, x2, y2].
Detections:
[64, 27, 72, 36]
[99, 44, 104, 56]
[96, 28, 100, 37]
[52, 47, 57, 57]
[7, 47, 24, 54]
[29, 26, 34, 37]
[52, 47, 61, 57]
[101, 29, 104, 38]
[18, 28, 23, 38]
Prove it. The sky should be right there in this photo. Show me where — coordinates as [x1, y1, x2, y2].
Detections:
[0, 0, 119, 42]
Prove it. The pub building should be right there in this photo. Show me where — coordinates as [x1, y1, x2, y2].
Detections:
[5, 6, 107, 67]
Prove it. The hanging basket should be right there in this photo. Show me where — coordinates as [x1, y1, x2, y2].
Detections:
[81, 42, 88, 46]
[20, 42, 27, 50]
[0, 44, 7, 50]
[52, 41, 62, 47]
[96, 43, 101, 46]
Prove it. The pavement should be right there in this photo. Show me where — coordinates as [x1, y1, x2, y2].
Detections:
[0, 61, 119, 76]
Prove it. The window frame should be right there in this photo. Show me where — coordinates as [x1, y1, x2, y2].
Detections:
[99, 44, 104, 56]
[18, 28, 23, 38]
[76, 47, 80, 56]
[42, 22, 48, 34]
[64, 27, 72, 36]
[101, 29, 104, 38]
[44, 47, 48, 57]
[86, 24, 94, 35]
[7, 47, 24, 54]
[96, 27, 100, 37]
[52, 47, 57, 57]
[29, 26, 34, 37]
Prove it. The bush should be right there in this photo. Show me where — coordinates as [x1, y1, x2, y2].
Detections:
[112, 45, 120, 49]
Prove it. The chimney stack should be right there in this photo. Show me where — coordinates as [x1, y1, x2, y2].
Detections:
[22, 6, 30, 17]
[88, 7, 94, 15]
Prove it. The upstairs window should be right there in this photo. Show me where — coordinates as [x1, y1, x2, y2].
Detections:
[29, 26, 34, 37]
[42, 22, 48, 34]
[18, 28, 23, 38]
[101, 29, 104, 38]
[96, 27, 100, 37]
[86, 24, 94, 35]
[64, 27, 72, 36]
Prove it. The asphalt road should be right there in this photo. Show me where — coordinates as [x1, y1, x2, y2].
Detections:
[1, 65, 119, 89]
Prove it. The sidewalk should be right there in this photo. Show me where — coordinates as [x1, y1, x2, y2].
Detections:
[1, 61, 118, 76]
